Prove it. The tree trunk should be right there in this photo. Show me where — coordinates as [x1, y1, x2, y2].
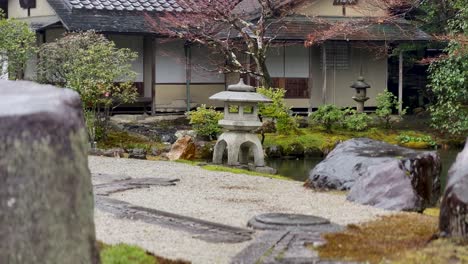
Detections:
[322, 44, 327, 104]
[255, 54, 272, 88]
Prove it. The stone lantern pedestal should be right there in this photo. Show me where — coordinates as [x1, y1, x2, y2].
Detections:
[210, 79, 272, 169]
[351, 76, 371, 113]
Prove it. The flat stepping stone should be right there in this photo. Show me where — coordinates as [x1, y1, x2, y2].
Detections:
[248, 213, 340, 232]
[255, 213, 330, 226]
[232, 229, 353, 264]
[95, 196, 253, 244]
[93, 176, 179, 196]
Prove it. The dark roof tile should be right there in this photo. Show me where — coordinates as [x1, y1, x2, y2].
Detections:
[65, 0, 187, 12]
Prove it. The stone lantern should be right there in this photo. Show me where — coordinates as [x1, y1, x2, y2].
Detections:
[209, 79, 272, 168]
[351, 76, 371, 113]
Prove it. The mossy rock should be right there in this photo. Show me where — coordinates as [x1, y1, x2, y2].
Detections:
[400, 141, 432, 149]
[283, 142, 305, 157]
[195, 141, 215, 160]
[265, 145, 284, 158]
[304, 146, 323, 157]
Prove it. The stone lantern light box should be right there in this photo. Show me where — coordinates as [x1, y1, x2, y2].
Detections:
[209, 79, 273, 171]
[351, 76, 371, 113]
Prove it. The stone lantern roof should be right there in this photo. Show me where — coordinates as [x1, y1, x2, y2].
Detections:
[350, 76, 371, 89]
[209, 80, 272, 103]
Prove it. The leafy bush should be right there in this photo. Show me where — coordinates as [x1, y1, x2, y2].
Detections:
[396, 134, 437, 149]
[343, 109, 372, 131]
[37, 31, 138, 141]
[0, 12, 36, 80]
[186, 104, 223, 140]
[309, 104, 345, 133]
[375, 89, 405, 129]
[257, 87, 299, 135]
[428, 42, 467, 135]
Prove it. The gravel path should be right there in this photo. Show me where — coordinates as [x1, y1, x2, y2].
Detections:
[90, 156, 390, 264]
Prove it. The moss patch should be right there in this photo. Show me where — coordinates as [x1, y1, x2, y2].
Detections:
[393, 238, 468, 264]
[175, 160, 291, 180]
[97, 130, 165, 151]
[423, 208, 440, 217]
[203, 165, 290, 180]
[264, 128, 439, 153]
[98, 242, 189, 264]
[316, 214, 438, 264]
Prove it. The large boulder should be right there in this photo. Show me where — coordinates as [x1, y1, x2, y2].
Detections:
[0, 81, 99, 263]
[305, 138, 441, 211]
[167, 135, 196, 161]
[439, 140, 468, 238]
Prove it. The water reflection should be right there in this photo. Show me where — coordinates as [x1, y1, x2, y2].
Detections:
[267, 149, 460, 187]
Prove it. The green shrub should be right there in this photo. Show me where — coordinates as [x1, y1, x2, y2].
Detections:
[375, 89, 406, 129]
[186, 104, 223, 140]
[37, 31, 138, 141]
[0, 12, 37, 80]
[396, 134, 437, 149]
[257, 87, 299, 135]
[100, 244, 155, 264]
[344, 109, 372, 131]
[309, 104, 345, 133]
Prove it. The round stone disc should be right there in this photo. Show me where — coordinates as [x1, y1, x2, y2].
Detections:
[254, 213, 330, 226]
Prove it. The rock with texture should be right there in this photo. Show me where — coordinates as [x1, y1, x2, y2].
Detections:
[265, 145, 283, 158]
[306, 138, 441, 211]
[128, 148, 147, 159]
[194, 140, 215, 160]
[0, 80, 98, 263]
[440, 140, 468, 238]
[167, 135, 196, 161]
[90, 147, 125, 158]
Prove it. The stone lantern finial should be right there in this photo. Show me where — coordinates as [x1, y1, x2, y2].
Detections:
[228, 79, 256, 92]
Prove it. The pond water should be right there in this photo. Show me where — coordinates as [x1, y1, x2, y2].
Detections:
[266, 149, 460, 189]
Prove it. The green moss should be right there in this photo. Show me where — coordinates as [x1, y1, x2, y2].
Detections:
[263, 128, 439, 153]
[175, 160, 291, 180]
[100, 244, 156, 264]
[97, 130, 165, 152]
[423, 208, 440, 217]
[98, 242, 190, 264]
[393, 238, 468, 264]
[203, 165, 291, 180]
[315, 214, 438, 264]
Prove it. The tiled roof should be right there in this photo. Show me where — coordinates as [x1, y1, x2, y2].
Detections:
[264, 16, 432, 42]
[333, 0, 358, 5]
[68, 0, 186, 12]
[217, 15, 431, 42]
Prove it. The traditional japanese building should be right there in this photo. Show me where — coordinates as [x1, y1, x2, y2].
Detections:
[3, 0, 431, 114]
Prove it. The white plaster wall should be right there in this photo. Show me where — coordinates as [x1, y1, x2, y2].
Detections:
[266, 46, 284, 77]
[309, 43, 388, 108]
[191, 45, 224, 83]
[155, 39, 186, 83]
[295, 0, 388, 17]
[108, 35, 144, 82]
[285, 45, 309, 78]
[266, 45, 310, 78]
[8, 0, 56, 18]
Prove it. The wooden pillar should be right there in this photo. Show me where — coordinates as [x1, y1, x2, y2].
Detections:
[308, 46, 313, 112]
[143, 36, 156, 115]
[184, 42, 192, 113]
[322, 44, 327, 105]
[398, 50, 403, 115]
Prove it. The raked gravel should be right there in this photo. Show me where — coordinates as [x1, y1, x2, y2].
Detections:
[90, 156, 391, 264]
